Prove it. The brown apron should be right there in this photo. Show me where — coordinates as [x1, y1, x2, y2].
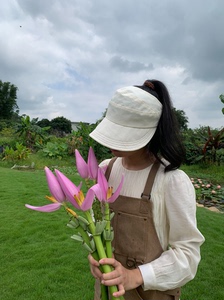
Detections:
[94, 158, 181, 300]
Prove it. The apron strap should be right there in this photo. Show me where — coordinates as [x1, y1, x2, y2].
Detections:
[141, 160, 160, 200]
[104, 157, 117, 180]
[105, 157, 161, 201]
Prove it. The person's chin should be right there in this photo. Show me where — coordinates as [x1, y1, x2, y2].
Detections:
[110, 149, 123, 157]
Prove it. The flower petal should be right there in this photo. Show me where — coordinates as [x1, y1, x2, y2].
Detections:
[108, 174, 124, 203]
[44, 167, 65, 202]
[80, 188, 95, 211]
[25, 203, 62, 212]
[97, 168, 108, 200]
[90, 183, 103, 201]
[75, 149, 88, 179]
[87, 147, 99, 180]
[55, 169, 81, 209]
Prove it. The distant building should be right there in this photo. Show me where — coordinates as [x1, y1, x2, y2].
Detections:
[71, 122, 89, 131]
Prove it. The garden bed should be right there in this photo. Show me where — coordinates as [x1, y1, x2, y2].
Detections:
[197, 198, 224, 213]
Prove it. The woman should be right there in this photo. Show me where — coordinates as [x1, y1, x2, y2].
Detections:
[88, 80, 205, 300]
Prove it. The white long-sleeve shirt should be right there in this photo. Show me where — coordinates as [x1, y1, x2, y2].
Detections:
[100, 157, 205, 291]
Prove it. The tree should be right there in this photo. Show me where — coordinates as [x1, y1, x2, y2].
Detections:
[0, 80, 19, 119]
[37, 118, 51, 128]
[173, 108, 189, 131]
[220, 94, 224, 115]
[50, 116, 72, 136]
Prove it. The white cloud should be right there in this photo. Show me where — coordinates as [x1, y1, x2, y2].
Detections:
[0, 0, 223, 129]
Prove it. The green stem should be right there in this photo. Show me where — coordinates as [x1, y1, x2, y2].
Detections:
[77, 223, 91, 246]
[104, 202, 113, 258]
[101, 284, 109, 300]
[84, 210, 124, 300]
[84, 210, 111, 273]
[91, 252, 109, 300]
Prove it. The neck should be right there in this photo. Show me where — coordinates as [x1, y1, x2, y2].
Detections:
[122, 149, 155, 171]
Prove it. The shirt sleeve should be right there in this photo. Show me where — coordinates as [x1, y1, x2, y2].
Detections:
[138, 170, 205, 291]
[99, 158, 111, 169]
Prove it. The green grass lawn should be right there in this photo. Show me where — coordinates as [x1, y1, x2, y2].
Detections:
[0, 167, 95, 300]
[0, 166, 223, 300]
[181, 208, 224, 300]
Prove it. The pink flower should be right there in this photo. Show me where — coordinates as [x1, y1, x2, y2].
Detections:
[55, 169, 82, 209]
[55, 168, 99, 211]
[25, 167, 66, 213]
[211, 190, 216, 194]
[217, 185, 221, 189]
[74, 186, 99, 211]
[44, 167, 66, 202]
[75, 147, 98, 180]
[94, 168, 124, 203]
[206, 184, 211, 188]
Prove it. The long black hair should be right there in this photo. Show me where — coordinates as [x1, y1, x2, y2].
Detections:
[136, 79, 186, 172]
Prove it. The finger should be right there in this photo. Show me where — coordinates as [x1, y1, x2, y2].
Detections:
[99, 257, 120, 268]
[101, 277, 121, 287]
[112, 284, 125, 297]
[88, 254, 100, 267]
[101, 269, 120, 281]
[90, 265, 103, 279]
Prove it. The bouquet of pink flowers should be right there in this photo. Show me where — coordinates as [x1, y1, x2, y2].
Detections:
[25, 147, 124, 300]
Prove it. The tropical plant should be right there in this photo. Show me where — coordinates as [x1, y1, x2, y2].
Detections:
[202, 126, 224, 164]
[15, 115, 50, 149]
[2, 142, 31, 161]
[65, 134, 83, 156]
[183, 126, 224, 165]
[42, 141, 68, 159]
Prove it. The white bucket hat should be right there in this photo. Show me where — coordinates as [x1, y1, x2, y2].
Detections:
[89, 86, 162, 151]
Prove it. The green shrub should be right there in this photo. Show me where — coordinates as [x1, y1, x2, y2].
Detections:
[41, 141, 68, 159]
[2, 143, 31, 161]
[72, 122, 111, 161]
[183, 127, 224, 165]
[0, 127, 18, 149]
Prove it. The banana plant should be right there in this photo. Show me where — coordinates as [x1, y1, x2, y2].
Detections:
[202, 126, 224, 163]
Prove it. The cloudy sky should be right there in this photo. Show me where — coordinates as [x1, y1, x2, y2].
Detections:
[1, 0, 224, 129]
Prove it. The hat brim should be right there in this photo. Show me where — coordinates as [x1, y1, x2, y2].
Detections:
[89, 117, 157, 151]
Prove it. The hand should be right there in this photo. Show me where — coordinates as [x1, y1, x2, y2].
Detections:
[88, 255, 143, 298]
[88, 253, 103, 280]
